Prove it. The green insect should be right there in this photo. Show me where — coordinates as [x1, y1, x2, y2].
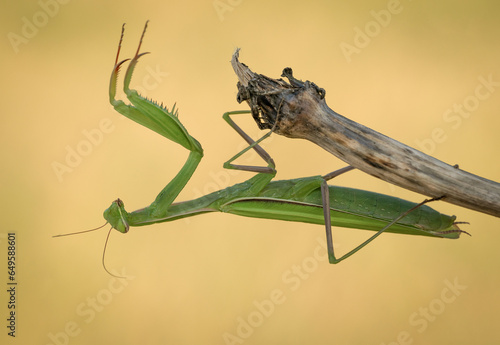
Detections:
[56, 22, 468, 275]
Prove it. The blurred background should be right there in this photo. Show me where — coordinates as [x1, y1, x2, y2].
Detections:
[1, 0, 499, 344]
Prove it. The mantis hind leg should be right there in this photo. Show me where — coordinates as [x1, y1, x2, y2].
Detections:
[323, 170, 444, 263]
[320, 166, 355, 264]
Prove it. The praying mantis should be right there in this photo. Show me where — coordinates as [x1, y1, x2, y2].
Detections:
[57, 22, 469, 272]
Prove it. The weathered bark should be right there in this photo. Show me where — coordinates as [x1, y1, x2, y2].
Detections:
[231, 49, 500, 218]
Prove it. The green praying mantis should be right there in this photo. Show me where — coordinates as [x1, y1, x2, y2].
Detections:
[56, 22, 469, 274]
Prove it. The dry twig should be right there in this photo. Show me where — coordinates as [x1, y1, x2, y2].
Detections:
[231, 50, 500, 218]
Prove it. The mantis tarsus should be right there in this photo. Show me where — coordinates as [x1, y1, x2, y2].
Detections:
[56, 22, 469, 274]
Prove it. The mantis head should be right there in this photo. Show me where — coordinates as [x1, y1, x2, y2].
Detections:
[103, 199, 130, 233]
[53, 199, 129, 278]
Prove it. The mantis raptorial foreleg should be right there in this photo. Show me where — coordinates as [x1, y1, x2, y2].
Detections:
[108, 21, 203, 226]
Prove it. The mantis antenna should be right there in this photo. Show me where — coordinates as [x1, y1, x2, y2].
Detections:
[53, 222, 109, 237]
[54, 223, 126, 279]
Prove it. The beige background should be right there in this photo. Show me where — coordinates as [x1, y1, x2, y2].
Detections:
[2, 0, 500, 344]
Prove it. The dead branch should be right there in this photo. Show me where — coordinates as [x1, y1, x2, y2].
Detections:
[231, 49, 500, 218]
